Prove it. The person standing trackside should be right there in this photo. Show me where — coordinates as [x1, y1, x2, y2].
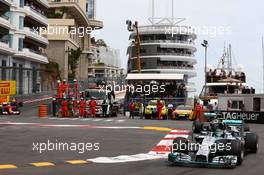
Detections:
[89, 97, 97, 118]
[72, 98, 78, 117]
[156, 100, 164, 120]
[79, 98, 86, 118]
[73, 79, 78, 99]
[52, 98, 58, 117]
[61, 97, 68, 118]
[129, 101, 135, 119]
[102, 100, 108, 117]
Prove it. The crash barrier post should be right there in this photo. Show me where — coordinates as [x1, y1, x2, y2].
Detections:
[38, 104, 48, 118]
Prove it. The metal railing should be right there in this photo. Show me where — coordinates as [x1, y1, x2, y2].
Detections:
[140, 39, 195, 45]
[157, 66, 194, 70]
[25, 4, 47, 19]
[156, 52, 194, 57]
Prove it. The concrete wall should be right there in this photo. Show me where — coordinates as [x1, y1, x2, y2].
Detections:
[46, 40, 68, 79]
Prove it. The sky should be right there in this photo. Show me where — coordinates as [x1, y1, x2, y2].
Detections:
[94, 0, 264, 95]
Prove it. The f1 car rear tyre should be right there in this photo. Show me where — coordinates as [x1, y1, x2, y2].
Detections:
[244, 124, 250, 132]
[193, 120, 202, 133]
[172, 137, 189, 154]
[245, 133, 258, 153]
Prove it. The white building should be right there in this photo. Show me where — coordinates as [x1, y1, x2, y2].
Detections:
[88, 46, 124, 84]
[0, 0, 49, 94]
[127, 23, 197, 94]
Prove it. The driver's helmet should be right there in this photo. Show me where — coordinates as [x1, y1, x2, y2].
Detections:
[214, 128, 224, 137]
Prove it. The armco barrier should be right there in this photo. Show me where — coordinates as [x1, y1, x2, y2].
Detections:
[219, 111, 264, 124]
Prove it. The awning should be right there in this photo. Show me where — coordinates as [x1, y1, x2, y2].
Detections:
[126, 73, 184, 80]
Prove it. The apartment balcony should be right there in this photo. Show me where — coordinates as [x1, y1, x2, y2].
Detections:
[139, 40, 196, 51]
[131, 53, 197, 65]
[24, 27, 48, 45]
[89, 19, 103, 29]
[135, 25, 197, 39]
[37, 0, 49, 8]
[24, 5, 48, 26]
[14, 48, 48, 64]
[131, 67, 197, 77]
[0, 14, 11, 29]
[0, 0, 12, 6]
[49, 0, 89, 27]
[0, 40, 14, 54]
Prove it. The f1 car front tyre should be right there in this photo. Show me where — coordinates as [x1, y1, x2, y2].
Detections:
[172, 137, 189, 154]
[229, 140, 244, 166]
[192, 120, 202, 133]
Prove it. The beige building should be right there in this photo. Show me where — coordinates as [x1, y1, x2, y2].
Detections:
[46, 0, 103, 82]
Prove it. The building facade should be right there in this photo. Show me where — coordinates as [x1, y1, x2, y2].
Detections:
[88, 46, 124, 85]
[0, 0, 49, 94]
[127, 23, 197, 94]
[46, 0, 103, 87]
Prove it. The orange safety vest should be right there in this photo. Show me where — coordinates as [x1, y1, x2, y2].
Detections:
[89, 100, 97, 108]
[79, 100, 86, 108]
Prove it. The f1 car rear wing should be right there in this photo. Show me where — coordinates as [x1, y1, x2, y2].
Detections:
[223, 120, 243, 125]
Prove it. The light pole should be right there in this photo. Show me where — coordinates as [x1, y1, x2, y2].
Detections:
[201, 40, 208, 89]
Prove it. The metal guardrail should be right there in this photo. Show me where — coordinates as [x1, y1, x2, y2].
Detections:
[12, 91, 55, 102]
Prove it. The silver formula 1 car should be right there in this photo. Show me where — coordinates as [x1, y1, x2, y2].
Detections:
[168, 119, 258, 168]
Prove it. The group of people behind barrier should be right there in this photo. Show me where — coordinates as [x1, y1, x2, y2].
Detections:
[52, 79, 112, 118]
[126, 97, 217, 121]
[52, 97, 111, 118]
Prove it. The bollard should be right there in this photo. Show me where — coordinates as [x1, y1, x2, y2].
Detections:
[38, 104, 48, 118]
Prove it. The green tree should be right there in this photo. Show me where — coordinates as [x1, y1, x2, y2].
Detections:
[68, 48, 81, 80]
[46, 61, 61, 80]
[96, 39, 107, 47]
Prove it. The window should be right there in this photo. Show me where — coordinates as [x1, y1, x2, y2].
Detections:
[12, 63, 17, 80]
[18, 38, 23, 51]
[86, 0, 94, 18]
[19, 0, 24, 8]
[8, 34, 13, 48]
[1, 60, 7, 80]
[19, 16, 24, 30]
[230, 100, 244, 110]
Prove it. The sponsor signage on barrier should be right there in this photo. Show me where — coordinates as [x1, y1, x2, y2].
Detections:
[0, 81, 16, 96]
[220, 111, 264, 124]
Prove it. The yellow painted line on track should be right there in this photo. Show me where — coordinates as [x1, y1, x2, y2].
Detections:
[66, 160, 89, 165]
[142, 126, 172, 132]
[0, 164, 17, 170]
[30, 162, 55, 167]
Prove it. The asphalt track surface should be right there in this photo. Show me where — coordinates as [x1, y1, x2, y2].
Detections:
[0, 103, 263, 175]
